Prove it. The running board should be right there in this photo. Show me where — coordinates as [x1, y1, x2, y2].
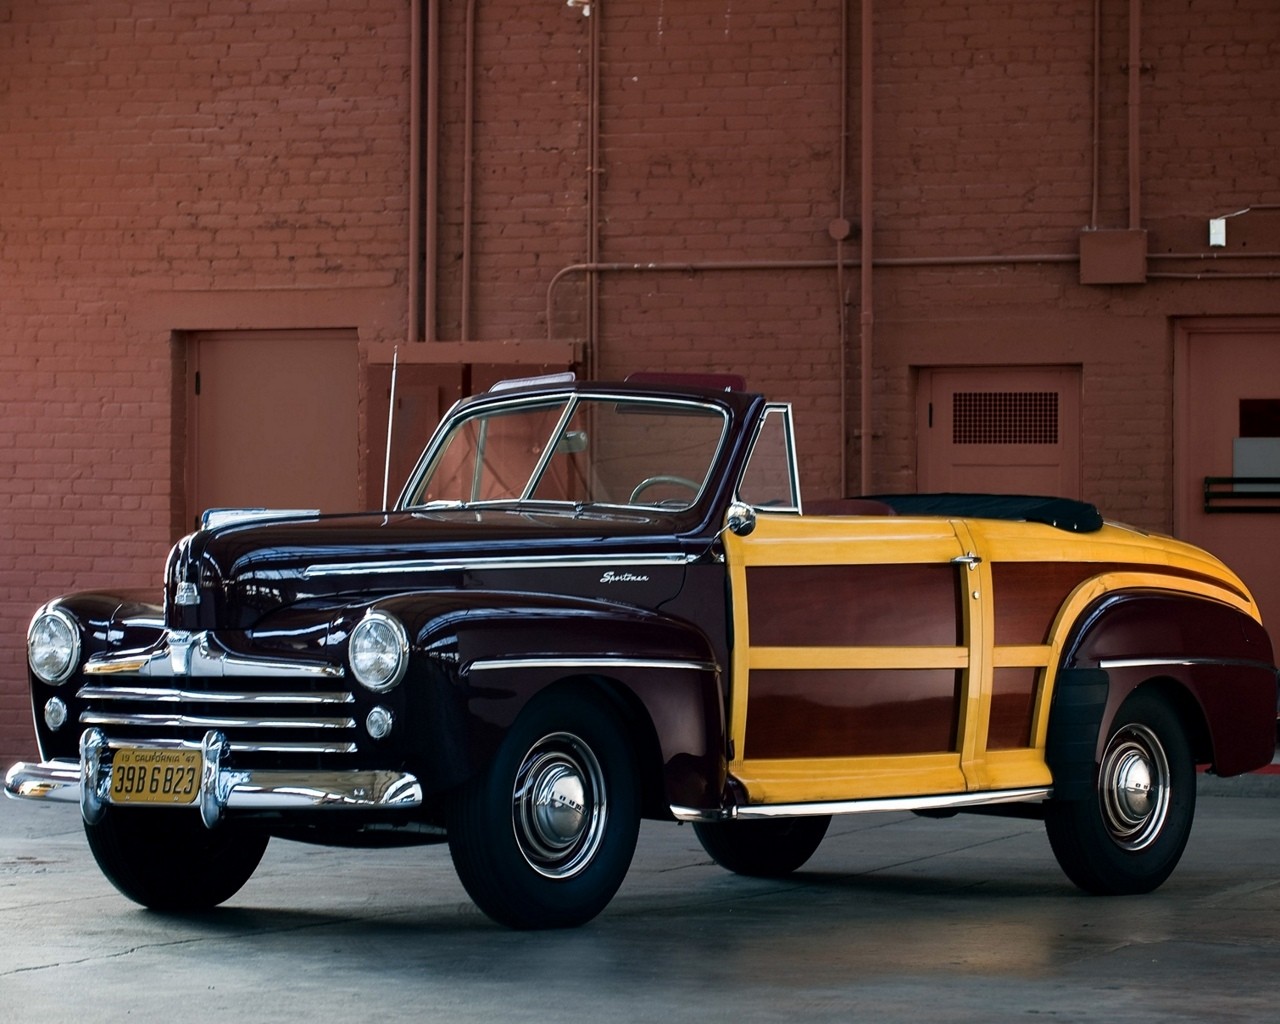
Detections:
[670, 786, 1053, 823]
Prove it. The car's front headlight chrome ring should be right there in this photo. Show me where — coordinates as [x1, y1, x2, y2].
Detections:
[28, 607, 82, 685]
[348, 610, 410, 692]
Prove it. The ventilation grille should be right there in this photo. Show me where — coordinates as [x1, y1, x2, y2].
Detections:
[953, 391, 1059, 445]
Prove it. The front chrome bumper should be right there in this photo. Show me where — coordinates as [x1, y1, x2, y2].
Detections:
[4, 727, 422, 829]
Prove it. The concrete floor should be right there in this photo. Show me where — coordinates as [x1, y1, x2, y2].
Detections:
[1, 778, 1277, 1023]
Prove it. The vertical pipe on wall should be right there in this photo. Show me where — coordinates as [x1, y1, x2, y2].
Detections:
[586, 7, 602, 380]
[835, 0, 850, 498]
[424, 0, 441, 342]
[407, 0, 423, 342]
[858, 0, 874, 496]
[461, 0, 478, 342]
[1089, 0, 1100, 228]
[1127, 0, 1142, 230]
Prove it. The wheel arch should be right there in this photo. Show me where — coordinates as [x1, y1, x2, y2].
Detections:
[371, 590, 725, 814]
[1048, 588, 1275, 784]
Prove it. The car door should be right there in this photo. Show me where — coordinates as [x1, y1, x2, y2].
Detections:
[722, 510, 985, 807]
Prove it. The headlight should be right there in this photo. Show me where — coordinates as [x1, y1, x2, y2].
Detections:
[28, 608, 82, 685]
[348, 611, 409, 692]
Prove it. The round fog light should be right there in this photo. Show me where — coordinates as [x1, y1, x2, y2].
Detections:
[366, 706, 395, 740]
[43, 696, 68, 731]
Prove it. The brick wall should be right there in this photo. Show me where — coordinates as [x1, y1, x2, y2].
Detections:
[2, 0, 1279, 765]
[0, 0, 411, 761]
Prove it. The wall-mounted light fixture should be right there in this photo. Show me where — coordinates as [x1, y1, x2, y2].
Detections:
[566, 0, 592, 15]
[1208, 205, 1280, 247]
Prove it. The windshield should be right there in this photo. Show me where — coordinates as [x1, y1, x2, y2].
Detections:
[401, 395, 730, 511]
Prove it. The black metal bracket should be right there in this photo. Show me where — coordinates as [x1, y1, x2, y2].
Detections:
[1203, 476, 1280, 513]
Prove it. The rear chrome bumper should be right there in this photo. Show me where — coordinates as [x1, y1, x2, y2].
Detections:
[4, 728, 422, 828]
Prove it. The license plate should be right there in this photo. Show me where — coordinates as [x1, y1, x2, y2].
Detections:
[109, 747, 202, 806]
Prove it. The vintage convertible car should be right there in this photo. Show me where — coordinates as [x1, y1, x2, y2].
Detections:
[6, 374, 1277, 928]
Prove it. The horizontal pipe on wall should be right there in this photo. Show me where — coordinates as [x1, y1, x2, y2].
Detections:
[1148, 272, 1280, 280]
[545, 254, 1082, 340]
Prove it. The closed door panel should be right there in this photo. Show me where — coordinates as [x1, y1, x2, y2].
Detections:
[724, 515, 975, 806]
[1176, 319, 1280, 629]
[188, 330, 359, 524]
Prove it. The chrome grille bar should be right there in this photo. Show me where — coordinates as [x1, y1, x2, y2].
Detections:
[77, 684, 355, 705]
[79, 711, 356, 731]
[85, 735, 359, 756]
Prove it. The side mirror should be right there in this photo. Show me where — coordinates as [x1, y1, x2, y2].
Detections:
[726, 502, 757, 537]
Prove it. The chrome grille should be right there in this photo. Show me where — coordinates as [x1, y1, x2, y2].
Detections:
[76, 683, 360, 755]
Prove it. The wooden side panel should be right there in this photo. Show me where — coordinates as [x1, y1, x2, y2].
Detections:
[746, 564, 962, 648]
[745, 669, 961, 758]
[987, 667, 1038, 749]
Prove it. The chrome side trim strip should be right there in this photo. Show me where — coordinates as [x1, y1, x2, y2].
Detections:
[670, 786, 1052, 823]
[77, 684, 355, 705]
[1097, 656, 1277, 671]
[467, 656, 718, 674]
[300, 552, 697, 579]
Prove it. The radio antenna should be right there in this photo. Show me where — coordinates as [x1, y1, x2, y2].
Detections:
[381, 346, 400, 510]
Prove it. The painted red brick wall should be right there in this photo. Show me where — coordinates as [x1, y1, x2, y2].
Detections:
[2, 0, 1279, 765]
[0, 0, 412, 761]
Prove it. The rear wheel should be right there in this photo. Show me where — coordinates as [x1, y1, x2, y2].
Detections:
[693, 815, 831, 877]
[85, 806, 269, 911]
[447, 691, 640, 929]
[1045, 692, 1195, 895]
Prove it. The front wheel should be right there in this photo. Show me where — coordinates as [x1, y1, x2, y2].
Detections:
[85, 806, 269, 911]
[693, 815, 831, 877]
[447, 691, 640, 929]
[1045, 692, 1195, 895]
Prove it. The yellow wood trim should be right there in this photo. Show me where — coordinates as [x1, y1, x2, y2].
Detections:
[952, 521, 991, 789]
[993, 645, 1053, 667]
[726, 558, 752, 761]
[747, 646, 968, 671]
[968, 748, 1054, 790]
[733, 753, 966, 804]
[726, 513, 965, 566]
[961, 518, 1257, 599]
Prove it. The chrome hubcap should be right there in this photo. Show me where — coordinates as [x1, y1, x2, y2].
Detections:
[512, 732, 607, 878]
[1099, 723, 1170, 851]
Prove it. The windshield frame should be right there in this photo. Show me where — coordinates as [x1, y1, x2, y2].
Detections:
[395, 388, 733, 514]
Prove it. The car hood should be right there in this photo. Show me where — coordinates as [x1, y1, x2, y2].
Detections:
[167, 506, 704, 629]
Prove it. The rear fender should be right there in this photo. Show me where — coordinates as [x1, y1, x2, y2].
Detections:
[367, 591, 725, 814]
[1055, 590, 1275, 779]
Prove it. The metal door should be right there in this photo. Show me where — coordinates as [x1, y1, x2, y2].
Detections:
[1175, 318, 1280, 629]
[186, 329, 359, 525]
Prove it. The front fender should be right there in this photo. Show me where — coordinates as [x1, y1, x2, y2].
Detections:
[1058, 590, 1276, 777]
[370, 591, 726, 814]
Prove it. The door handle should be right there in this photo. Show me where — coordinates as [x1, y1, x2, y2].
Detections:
[951, 553, 982, 568]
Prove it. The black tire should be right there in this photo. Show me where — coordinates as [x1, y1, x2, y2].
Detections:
[1044, 691, 1195, 895]
[85, 806, 269, 911]
[447, 691, 640, 929]
[693, 815, 831, 877]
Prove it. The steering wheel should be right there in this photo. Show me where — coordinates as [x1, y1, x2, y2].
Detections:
[629, 475, 701, 504]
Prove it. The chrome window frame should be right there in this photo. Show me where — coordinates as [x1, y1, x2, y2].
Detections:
[734, 402, 803, 514]
[396, 390, 732, 513]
